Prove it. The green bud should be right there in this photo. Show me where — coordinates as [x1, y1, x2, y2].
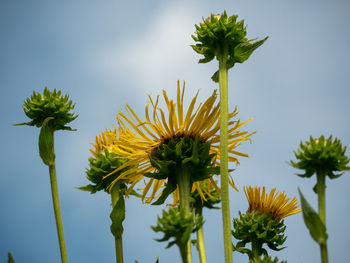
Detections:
[232, 211, 286, 258]
[191, 11, 268, 72]
[79, 149, 129, 194]
[14, 87, 77, 131]
[151, 207, 203, 249]
[290, 135, 350, 179]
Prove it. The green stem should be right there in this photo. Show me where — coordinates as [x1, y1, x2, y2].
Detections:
[251, 237, 261, 261]
[196, 209, 207, 263]
[316, 172, 328, 263]
[111, 183, 124, 263]
[176, 167, 193, 263]
[49, 163, 68, 263]
[178, 243, 189, 263]
[218, 44, 233, 263]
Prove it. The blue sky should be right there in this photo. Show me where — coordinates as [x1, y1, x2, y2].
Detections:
[1, 0, 350, 262]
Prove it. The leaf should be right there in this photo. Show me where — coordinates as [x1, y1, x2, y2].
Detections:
[8, 252, 15, 263]
[298, 188, 328, 244]
[110, 195, 126, 239]
[38, 117, 55, 166]
[233, 37, 268, 64]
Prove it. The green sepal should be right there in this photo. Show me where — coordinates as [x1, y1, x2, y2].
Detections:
[38, 117, 55, 166]
[8, 252, 15, 263]
[211, 70, 219, 83]
[298, 188, 328, 245]
[12, 121, 31, 126]
[233, 37, 269, 64]
[128, 189, 142, 198]
[152, 182, 177, 205]
[267, 242, 286, 251]
[76, 184, 96, 192]
[232, 241, 252, 257]
[110, 194, 126, 239]
[328, 171, 343, 179]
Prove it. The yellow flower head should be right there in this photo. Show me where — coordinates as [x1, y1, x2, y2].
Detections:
[90, 129, 118, 157]
[244, 186, 301, 220]
[105, 81, 254, 203]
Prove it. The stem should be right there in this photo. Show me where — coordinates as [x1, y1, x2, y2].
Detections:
[176, 167, 193, 263]
[49, 163, 68, 263]
[111, 183, 124, 263]
[218, 44, 233, 263]
[316, 172, 328, 263]
[178, 243, 189, 263]
[196, 209, 207, 263]
[251, 237, 261, 261]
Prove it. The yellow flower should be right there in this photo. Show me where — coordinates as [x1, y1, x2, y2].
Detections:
[244, 186, 301, 220]
[105, 81, 254, 203]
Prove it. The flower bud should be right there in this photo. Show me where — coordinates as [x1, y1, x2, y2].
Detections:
[16, 87, 77, 131]
[291, 135, 350, 179]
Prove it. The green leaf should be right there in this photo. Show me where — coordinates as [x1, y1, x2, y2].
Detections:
[8, 252, 15, 263]
[233, 37, 268, 63]
[298, 188, 328, 244]
[110, 195, 126, 239]
[38, 117, 55, 166]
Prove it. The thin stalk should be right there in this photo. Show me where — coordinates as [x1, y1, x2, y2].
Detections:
[49, 163, 68, 263]
[176, 167, 193, 263]
[111, 183, 124, 263]
[196, 209, 207, 263]
[316, 172, 328, 263]
[218, 43, 233, 263]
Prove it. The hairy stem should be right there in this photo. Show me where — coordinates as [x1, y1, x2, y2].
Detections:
[111, 183, 124, 263]
[218, 43, 233, 263]
[317, 172, 328, 263]
[49, 163, 68, 263]
[177, 167, 193, 263]
[251, 237, 261, 261]
[196, 209, 207, 263]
